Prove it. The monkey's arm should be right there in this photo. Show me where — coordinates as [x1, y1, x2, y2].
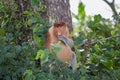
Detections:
[58, 35, 74, 48]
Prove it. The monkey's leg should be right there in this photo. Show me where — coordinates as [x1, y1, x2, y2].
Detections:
[70, 52, 77, 71]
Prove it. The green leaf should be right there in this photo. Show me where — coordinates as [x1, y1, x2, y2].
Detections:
[24, 70, 35, 80]
[78, 3, 86, 20]
[80, 76, 86, 80]
[87, 21, 94, 29]
[35, 50, 48, 61]
[94, 14, 102, 22]
[31, 17, 37, 23]
[23, 10, 34, 16]
[1, 15, 9, 28]
[80, 68, 87, 75]
[101, 59, 113, 70]
[31, 0, 40, 7]
[0, 28, 5, 36]
[111, 30, 115, 36]
[72, 12, 79, 20]
[33, 26, 38, 32]
[5, 75, 11, 80]
[27, 19, 32, 26]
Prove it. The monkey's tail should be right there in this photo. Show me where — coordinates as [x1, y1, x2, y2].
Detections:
[71, 52, 77, 71]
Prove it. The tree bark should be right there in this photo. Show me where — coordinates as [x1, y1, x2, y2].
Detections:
[41, 0, 73, 32]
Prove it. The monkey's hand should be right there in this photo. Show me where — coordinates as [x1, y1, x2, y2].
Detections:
[58, 35, 74, 48]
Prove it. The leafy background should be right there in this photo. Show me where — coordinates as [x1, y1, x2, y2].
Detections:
[0, 0, 120, 80]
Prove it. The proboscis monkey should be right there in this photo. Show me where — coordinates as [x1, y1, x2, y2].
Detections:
[45, 21, 76, 71]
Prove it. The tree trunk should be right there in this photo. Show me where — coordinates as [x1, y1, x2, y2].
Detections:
[41, 0, 73, 32]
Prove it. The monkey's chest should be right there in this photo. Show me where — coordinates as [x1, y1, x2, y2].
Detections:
[56, 45, 73, 63]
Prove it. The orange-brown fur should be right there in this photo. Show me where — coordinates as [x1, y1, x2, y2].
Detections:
[45, 22, 73, 63]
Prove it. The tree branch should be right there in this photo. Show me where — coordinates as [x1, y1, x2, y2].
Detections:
[112, 0, 115, 3]
[81, 40, 91, 65]
[103, 0, 118, 16]
[103, 0, 110, 5]
[18, 0, 24, 12]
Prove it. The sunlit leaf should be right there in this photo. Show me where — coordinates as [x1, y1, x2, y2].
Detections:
[1, 15, 9, 28]
[111, 30, 115, 36]
[35, 50, 48, 62]
[26, 19, 32, 26]
[78, 3, 86, 20]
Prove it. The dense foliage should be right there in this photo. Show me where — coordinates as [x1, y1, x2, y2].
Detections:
[72, 3, 120, 80]
[0, 0, 120, 80]
[0, 0, 49, 80]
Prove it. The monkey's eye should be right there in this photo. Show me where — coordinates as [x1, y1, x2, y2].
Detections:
[57, 26, 61, 28]
[54, 26, 61, 28]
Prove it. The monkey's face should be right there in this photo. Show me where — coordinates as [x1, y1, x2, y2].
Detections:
[54, 26, 66, 37]
[53, 21, 67, 38]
